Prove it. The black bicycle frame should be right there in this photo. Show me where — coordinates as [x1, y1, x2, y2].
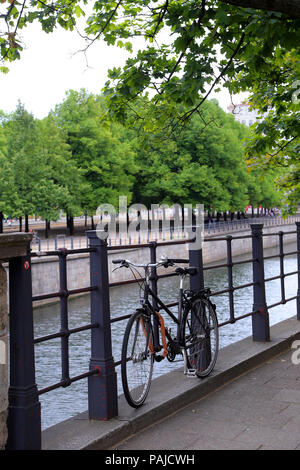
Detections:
[142, 280, 193, 349]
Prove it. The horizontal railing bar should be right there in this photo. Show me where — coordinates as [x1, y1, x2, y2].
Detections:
[66, 248, 96, 255]
[38, 370, 98, 396]
[68, 286, 97, 296]
[264, 270, 299, 284]
[109, 278, 145, 288]
[34, 323, 99, 344]
[233, 281, 257, 291]
[267, 294, 300, 310]
[264, 274, 282, 283]
[262, 231, 297, 236]
[68, 323, 99, 335]
[31, 247, 96, 258]
[284, 270, 299, 277]
[32, 292, 61, 302]
[218, 310, 259, 327]
[284, 250, 300, 256]
[108, 243, 151, 250]
[34, 331, 62, 343]
[32, 286, 97, 302]
[204, 234, 253, 242]
[232, 258, 257, 266]
[110, 314, 132, 324]
[204, 258, 257, 271]
[203, 263, 228, 271]
[263, 254, 280, 260]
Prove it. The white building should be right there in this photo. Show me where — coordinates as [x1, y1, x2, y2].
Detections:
[227, 102, 267, 127]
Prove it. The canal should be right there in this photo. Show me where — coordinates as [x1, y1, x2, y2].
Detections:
[33, 241, 298, 430]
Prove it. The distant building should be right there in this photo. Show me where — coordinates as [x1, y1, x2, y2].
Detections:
[227, 102, 267, 127]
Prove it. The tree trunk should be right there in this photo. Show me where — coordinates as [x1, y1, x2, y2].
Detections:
[19, 216, 22, 232]
[45, 219, 49, 239]
[223, 212, 227, 222]
[0, 212, 3, 233]
[25, 214, 29, 232]
[69, 216, 74, 236]
[91, 216, 95, 230]
[251, 206, 254, 218]
[84, 213, 87, 227]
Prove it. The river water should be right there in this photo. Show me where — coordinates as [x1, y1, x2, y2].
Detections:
[33, 241, 298, 430]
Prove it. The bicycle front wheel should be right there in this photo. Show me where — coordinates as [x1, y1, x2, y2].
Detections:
[121, 310, 154, 408]
[182, 297, 218, 378]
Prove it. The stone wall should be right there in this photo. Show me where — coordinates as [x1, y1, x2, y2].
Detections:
[0, 263, 8, 449]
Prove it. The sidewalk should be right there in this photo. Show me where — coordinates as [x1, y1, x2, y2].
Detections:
[42, 317, 300, 451]
[113, 348, 300, 450]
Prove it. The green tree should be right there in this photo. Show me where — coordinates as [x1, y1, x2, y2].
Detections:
[1, 1, 299, 210]
[54, 89, 137, 219]
[133, 100, 250, 213]
[3, 102, 82, 232]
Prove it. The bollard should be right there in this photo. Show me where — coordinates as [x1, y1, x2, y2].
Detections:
[250, 224, 270, 341]
[296, 222, 300, 321]
[6, 247, 41, 450]
[87, 231, 118, 420]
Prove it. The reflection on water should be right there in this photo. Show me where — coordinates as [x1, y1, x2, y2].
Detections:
[33, 241, 298, 430]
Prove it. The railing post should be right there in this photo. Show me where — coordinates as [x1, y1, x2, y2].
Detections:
[7, 246, 41, 450]
[87, 231, 118, 420]
[226, 235, 235, 323]
[58, 249, 70, 387]
[189, 247, 205, 291]
[189, 246, 209, 369]
[149, 241, 160, 348]
[296, 222, 300, 320]
[250, 224, 270, 341]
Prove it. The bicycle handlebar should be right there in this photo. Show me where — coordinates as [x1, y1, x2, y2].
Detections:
[112, 257, 189, 269]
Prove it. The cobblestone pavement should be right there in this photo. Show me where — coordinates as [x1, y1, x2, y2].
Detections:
[114, 349, 300, 450]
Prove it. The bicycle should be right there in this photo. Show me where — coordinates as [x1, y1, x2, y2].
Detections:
[112, 257, 219, 408]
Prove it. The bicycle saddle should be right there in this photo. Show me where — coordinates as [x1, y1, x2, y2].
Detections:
[175, 267, 197, 276]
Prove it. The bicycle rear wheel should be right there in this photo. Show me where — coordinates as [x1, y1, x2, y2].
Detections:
[121, 309, 154, 408]
[182, 297, 218, 378]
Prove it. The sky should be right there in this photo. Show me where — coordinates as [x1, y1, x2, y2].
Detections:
[0, 21, 247, 119]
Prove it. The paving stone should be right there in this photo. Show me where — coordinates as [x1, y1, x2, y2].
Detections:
[272, 388, 300, 404]
[279, 403, 300, 421]
[234, 424, 300, 450]
[187, 436, 259, 451]
[115, 348, 300, 451]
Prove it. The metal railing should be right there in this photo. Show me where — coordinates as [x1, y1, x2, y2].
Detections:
[29, 215, 299, 252]
[6, 222, 300, 449]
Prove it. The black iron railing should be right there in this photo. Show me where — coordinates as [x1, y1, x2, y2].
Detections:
[6, 222, 300, 449]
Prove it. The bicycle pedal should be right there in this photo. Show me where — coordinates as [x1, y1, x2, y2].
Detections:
[185, 369, 197, 377]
